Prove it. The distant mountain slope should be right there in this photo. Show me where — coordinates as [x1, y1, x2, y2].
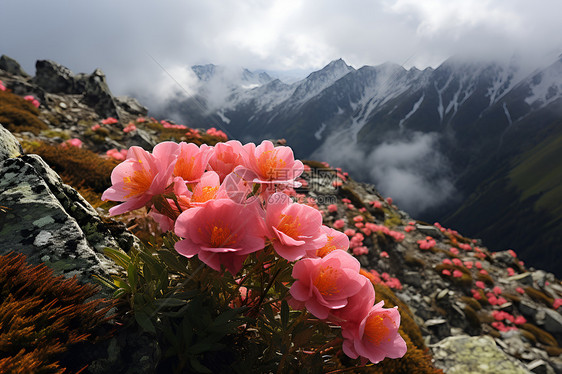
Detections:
[151, 56, 562, 276]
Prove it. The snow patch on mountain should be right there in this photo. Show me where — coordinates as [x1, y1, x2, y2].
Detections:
[399, 94, 425, 130]
[524, 59, 562, 107]
[314, 123, 327, 140]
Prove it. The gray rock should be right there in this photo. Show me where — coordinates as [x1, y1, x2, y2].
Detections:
[34, 59, 80, 94]
[508, 272, 535, 286]
[415, 224, 444, 238]
[431, 335, 531, 374]
[115, 96, 148, 117]
[527, 359, 555, 374]
[520, 300, 542, 320]
[0, 153, 138, 285]
[0, 54, 30, 77]
[126, 128, 158, 150]
[543, 309, 562, 334]
[0, 123, 23, 161]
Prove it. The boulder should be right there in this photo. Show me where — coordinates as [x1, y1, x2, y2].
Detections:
[0, 144, 138, 285]
[431, 335, 531, 374]
[0, 54, 30, 77]
[0, 123, 23, 161]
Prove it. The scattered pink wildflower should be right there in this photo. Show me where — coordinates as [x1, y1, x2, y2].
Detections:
[508, 249, 517, 258]
[61, 138, 83, 148]
[333, 219, 345, 229]
[442, 269, 451, 276]
[0, 80, 6, 91]
[206, 127, 228, 140]
[123, 123, 137, 133]
[493, 286, 502, 295]
[475, 281, 486, 289]
[452, 270, 463, 278]
[380, 251, 389, 258]
[442, 259, 452, 265]
[449, 247, 459, 255]
[516, 287, 525, 294]
[106, 148, 128, 161]
[553, 298, 562, 309]
[24, 95, 40, 108]
[327, 204, 338, 213]
[101, 117, 118, 125]
[91, 124, 101, 131]
[507, 267, 515, 276]
[386, 197, 393, 205]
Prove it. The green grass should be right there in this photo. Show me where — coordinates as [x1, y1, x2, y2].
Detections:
[509, 131, 562, 217]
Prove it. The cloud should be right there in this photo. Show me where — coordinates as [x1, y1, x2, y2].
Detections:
[313, 131, 456, 217]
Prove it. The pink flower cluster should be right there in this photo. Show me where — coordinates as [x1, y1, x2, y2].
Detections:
[123, 123, 137, 133]
[185, 128, 201, 138]
[362, 223, 404, 242]
[206, 127, 228, 140]
[61, 138, 83, 148]
[101, 117, 119, 125]
[106, 148, 128, 161]
[553, 298, 562, 310]
[0, 80, 6, 91]
[102, 139, 407, 364]
[24, 95, 40, 108]
[417, 237, 436, 250]
[161, 120, 187, 129]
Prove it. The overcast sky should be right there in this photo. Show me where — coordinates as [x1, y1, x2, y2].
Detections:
[1, 0, 561, 96]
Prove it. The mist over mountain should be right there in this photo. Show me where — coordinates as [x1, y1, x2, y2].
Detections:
[143, 55, 562, 276]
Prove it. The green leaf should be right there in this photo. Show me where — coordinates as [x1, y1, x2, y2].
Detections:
[103, 247, 131, 269]
[153, 298, 188, 309]
[158, 250, 188, 274]
[127, 262, 138, 289]
[112, 276, 131, 292]
[135, 310, 156, 334]
[92, 274, 118, 290]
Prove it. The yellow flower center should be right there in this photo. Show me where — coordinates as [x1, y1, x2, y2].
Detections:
[258, 150, 287, 179]
[208, 223, 237, 248]
[192, 186, 219, 203]
[316, 236, 337, 257]
[174, 152, 196, 180]
[278, 213, 300, 239]
[364, 313, 393, 346]
[313, 265, 339, 297]
[123, 164, 152, 198]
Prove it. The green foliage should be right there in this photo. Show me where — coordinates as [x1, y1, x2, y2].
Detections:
[101, 241, 347, 373]
[0, 252, 114, 373]
[0, 90, 47, 134]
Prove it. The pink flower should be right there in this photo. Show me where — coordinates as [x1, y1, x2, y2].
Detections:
[452, 270, 463, 278]
[123, 123, 137, 133]
[442, 269, 451, 276]
[190, 171, 221, 204]
[106, 148, 128, 161]
[514, 316, 527, 325]
[101, 142, 179, 215]
[404, 226, 415, 232]
[341, 301, 407, 364]
[352, 246, 368, 256]
[91, 124, 101, 131]
[206, 127, 228, 140]
[353, 215, 364, 222]
[386, 197, 393, 205]
[449, 247, 459, 255]
[452, 258, 463, 267]
[344, 229, 356, 236]
[475, 261, 483, 269]
[479, 269, 488, 275]
[290, 250, 367, 319]
[207, 140, 244, 182]
[242, 140, 304, 186]
[464, 261, 473, 269]
[553, 298, 562, 310]
[341, 198, 351, 204]
[101, 117, 118, 125]
[265, 192, 325, 261]
[493, 286, 502, 295]
[136, 117, 146, 123]
[0, 80, 6, 91]
[508, 249, 517, 258]
[369, 200, 382, 209]
[333, 219, 345, 229]
[475, 281, 486, 289]
[516, 287, 525, 295]
[417, 237, 436, 250]
[380, 251, 389, 258]
[315, 226, 350, 258]
[174, 199, 266, 275]
[173, 142, 214, 184]
[24, 95, 40, 108]
[442, 259, 452, 265]
[507, 267, 515, 276]
[61, 138, 82, 148]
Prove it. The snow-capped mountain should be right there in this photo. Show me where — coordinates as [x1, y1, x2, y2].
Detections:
[152, 56, 562, 276]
